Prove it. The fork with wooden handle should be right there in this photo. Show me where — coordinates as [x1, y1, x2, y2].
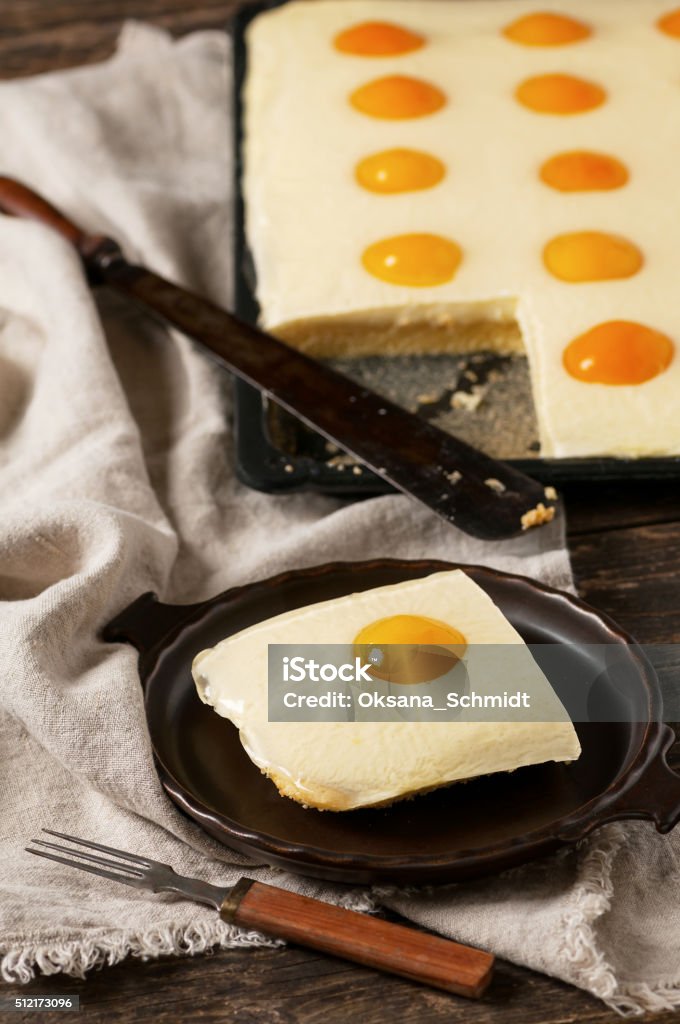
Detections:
[26, 829, 494, 999]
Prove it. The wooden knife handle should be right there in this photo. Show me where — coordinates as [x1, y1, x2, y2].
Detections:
[223, 879, 494, 999]
[0, 176, 113, 261]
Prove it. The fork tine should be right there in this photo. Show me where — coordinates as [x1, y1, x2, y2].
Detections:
[25, 848, 148, 889]
[41, 829, 155, 868]
[32, 840, 145, 878]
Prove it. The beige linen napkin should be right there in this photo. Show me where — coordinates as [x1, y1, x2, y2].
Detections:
[0, 23, 678, 1014]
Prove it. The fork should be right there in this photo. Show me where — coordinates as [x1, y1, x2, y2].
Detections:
[26, 830, 494, 998]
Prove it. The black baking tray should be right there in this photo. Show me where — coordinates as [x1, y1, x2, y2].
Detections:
[231, 0, 680, 494]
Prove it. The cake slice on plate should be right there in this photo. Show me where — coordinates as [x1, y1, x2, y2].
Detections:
[192, 570, 581, 811]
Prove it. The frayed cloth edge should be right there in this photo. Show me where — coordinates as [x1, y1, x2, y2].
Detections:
[557, 824, 680, 1016]
[1, 920, 280, 984]
[558, 824, 626, 1009]
[606, 979, 680, 1016]
[0, 889, 376, 985]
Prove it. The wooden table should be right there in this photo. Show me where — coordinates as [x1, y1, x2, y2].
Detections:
[2, 3, 679, 1022]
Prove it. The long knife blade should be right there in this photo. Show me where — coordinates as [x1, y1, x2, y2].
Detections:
[0, 174, 554, 541]
[94, 250, 553, 540]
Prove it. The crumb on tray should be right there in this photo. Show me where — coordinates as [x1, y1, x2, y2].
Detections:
[521, 502, 555, 530]
[450, 385, 486, 412]
[416, 391, 442, 405]
[327, 453, 357, 469]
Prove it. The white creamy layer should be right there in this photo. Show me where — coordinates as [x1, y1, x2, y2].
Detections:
[243, 0, 680, 457]
[192, 570, 581, 811]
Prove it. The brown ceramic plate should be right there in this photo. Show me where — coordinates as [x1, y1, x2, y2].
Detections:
[103, 560, 680, 884]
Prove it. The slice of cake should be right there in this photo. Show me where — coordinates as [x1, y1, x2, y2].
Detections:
[243, 0, 680, 457]
[192, 570, 581, 811]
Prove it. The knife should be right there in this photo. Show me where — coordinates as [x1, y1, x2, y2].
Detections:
[0, 177, 556, 540]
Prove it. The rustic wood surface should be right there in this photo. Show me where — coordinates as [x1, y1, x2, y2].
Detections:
[1, 2, 679, 1022]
